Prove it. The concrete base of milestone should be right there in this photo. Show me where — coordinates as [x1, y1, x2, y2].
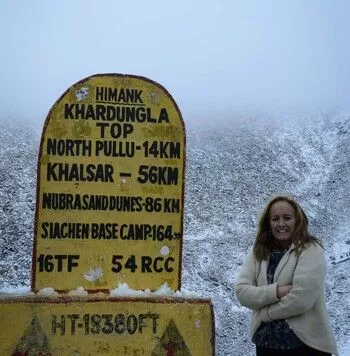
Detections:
[0, 294, 215, 356]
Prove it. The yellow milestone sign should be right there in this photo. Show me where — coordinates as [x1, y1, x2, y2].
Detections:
[32, 74, 186, 292]
[0, 296, 214, 356]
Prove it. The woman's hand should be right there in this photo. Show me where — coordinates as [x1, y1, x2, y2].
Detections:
[277, 284, 292, 298]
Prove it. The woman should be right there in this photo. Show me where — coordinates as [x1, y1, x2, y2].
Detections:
[235, 196, 338, 356]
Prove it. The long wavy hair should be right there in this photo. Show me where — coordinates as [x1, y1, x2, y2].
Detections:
[253, 195, 322, 261]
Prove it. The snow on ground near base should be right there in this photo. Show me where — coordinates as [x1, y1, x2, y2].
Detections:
[0, 286, 33, 295]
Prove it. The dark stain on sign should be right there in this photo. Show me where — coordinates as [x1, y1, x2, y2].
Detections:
[152, 319, 191, 356]
[12, 316, 51, 356]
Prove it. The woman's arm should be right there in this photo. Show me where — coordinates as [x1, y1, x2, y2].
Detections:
[260, 243, 326, 322]
[235, 249, 279, 310]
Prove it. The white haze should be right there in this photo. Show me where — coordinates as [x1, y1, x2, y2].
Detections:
[1, 0, 350, 124]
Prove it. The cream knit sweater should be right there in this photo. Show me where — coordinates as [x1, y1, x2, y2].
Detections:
[235, 243, 338, 355]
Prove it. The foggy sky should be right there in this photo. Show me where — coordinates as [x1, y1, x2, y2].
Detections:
[1, 0, 349, 124]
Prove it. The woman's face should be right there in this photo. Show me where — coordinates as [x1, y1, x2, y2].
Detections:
[269, 200, 296, 247]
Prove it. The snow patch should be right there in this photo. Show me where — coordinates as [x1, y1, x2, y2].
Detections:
[110, 282, 151, 297]
[0, 283, 204, 299]
[0, 286, 33, 295]
[153, 282, 176, 296]
[160, 245, 170, 256]
[68, 287, 88, 296]
[110, 282, 204, 299]
[37, 287, 59, 297]
[84, 267, 103, 282]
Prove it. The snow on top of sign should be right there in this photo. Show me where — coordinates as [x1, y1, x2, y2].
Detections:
[110, 282, 149, 297]
[37, 287, 59, 297]
[110, 282, 203, 299]
[0, 283, 204, 299]
[68, 287, 89, 296]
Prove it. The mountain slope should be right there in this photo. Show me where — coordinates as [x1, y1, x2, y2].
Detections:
[183, 113, 350, 355]
[0, 112, 349, 355]
[0, 117, 38, 287]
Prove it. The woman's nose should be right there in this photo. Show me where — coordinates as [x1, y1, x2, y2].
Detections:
[277, 219, 286, 226]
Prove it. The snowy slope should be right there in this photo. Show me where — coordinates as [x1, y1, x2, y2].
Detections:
[183, 112, 350, 355]
[0, 112, 349, 355]
[0, 117, 38, 287]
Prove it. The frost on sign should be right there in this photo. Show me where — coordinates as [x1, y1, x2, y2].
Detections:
[84, 267, 103, 282]
[32, 74, 186, 292]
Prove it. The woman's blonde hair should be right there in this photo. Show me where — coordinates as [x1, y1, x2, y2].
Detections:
[253, 195, 322, 261]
